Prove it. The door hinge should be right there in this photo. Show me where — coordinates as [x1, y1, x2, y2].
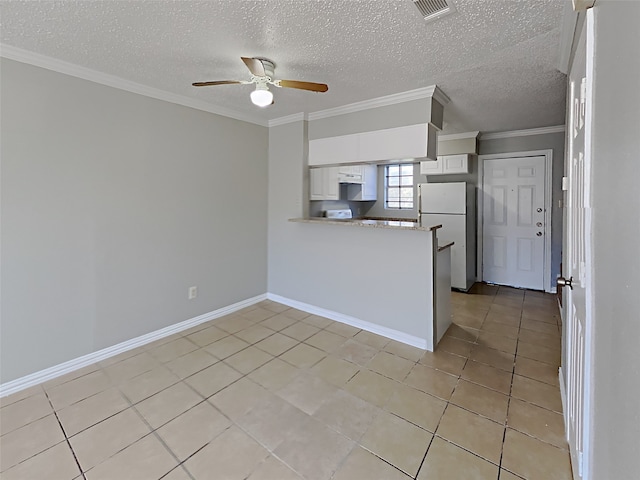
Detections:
[573, 0, 595, 12]
[562, 176, 569, 191]
[578, 450, 584, 477]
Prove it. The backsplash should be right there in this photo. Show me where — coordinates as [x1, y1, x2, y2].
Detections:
[309, 197, 375, 218]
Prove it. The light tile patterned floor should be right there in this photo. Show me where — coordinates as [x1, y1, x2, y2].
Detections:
[0, 285, 572, 479]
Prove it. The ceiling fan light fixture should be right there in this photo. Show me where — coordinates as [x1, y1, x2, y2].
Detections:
[250, 84, 273, 107]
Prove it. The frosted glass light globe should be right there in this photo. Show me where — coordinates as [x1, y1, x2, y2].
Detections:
[250, 87, 273, 107]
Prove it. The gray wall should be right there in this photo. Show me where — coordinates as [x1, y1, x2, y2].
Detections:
[588, 2, 640, 478]
[268, 121, 435, 342]
[267, 120, 307, 292]
[0, 59, 269, 383]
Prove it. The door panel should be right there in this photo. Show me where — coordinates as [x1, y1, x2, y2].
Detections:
[489, 186, 508, 225]
[482, 156, 546, 289]
[516, 237, 534, 272]
[517, 186, 535, 226]
[563, 12, 592, 480]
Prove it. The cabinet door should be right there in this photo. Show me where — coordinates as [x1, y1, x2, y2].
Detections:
[338, 165, 362, 175]
[324, 167, 340, 200]
[358, 124, 429, 163]
[310, 168, 326, 200]
[361, 165, 378, 200]
[309, 134, 358, 166]
[347, 165, 377, 201]
[420, 158, 442, 175]
[338, 165, 363, 183]
[309, 167, 340, 200]
[441, 154, 470, 174]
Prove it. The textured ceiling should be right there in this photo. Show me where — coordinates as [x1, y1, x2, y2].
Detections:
[0, 0, 567, 133]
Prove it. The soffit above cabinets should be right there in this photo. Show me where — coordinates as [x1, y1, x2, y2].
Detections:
[0, 0, 566, 133]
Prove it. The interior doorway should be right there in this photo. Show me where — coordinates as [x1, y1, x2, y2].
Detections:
[477, 150, 553, 291]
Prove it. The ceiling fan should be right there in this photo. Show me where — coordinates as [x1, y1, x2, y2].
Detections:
[192, 57, 329, 107]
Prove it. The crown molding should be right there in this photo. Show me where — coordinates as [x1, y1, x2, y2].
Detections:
[438, 131, 480, 141]
[0, 44, 268, 127]
[268, 112, 308, 127]
[480, 125, 566, 140]
[308, 85, 450, 121]
[430, 86, 451, 108]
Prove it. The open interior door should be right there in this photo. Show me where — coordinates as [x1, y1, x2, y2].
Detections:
[559, 9, 594, 480]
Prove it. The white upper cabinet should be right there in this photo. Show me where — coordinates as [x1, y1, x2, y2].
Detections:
[309, 166, 339, 200]
[420, 158, 442, 175]
[308, 124, 439, 166]
[420, 154, 471, 175]
[347, 165, 377, 201]
[308, 133, 358, 166]
[441, 154, 470, 173]
[357, 124, 436, 163]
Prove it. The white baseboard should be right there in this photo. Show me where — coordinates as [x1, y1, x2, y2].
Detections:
[0, 294, 267, 398]
[559, 366, 569, 437]
[267, 293, 429, 350]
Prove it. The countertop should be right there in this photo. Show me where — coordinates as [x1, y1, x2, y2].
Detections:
[289, 217, 442, 232]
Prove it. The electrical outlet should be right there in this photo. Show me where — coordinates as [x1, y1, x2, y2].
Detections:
[188, 286, 198, 300]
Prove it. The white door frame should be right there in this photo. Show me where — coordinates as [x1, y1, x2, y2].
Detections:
[477, 149, 554, 292]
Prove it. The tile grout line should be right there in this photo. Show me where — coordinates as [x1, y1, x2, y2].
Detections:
[42, 388, 88, 480]
[494, 289, 522, 475]
[3, 293, 566, 479]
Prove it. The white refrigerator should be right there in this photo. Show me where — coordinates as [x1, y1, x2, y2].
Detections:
[418, 182, 476, 291]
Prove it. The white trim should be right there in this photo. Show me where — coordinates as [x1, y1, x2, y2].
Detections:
[308, 85, 450, 121]
[559, 366, 568, 434]
[0, 294, 267, 398]
[477, 149, 554, 292]
[581, 11, 595, 479]
[268, 112, 307, 127]
[438, 131, 480, 142]
[0, 44, 268, 127]
[480, 125, 566, 140]
[558, 1, 580, 74]
[266, 293, 429, 350]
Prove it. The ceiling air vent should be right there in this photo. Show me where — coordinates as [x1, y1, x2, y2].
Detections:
[413, 0, 456, 22]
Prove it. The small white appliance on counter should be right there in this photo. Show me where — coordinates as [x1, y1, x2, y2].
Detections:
[324, 209, 353, 219]
[418, 182, 476, 291]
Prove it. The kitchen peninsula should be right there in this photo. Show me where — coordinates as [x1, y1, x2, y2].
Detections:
[281, 218, 452, 351]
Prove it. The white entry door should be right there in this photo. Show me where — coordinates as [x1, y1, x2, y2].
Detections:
[561, 11, 593, 480]
[482, 155, 546, 289]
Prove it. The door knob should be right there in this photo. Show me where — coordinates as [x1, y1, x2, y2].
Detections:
[557, 276, 573, 289]
[536, 222, 543, 227]
[536, 232, 542, 236]
[537, 208, 543, 213]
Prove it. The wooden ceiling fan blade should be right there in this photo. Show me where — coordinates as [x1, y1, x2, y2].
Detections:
[241, 57, 266, 77]
[278, 80, 328, 92]
[192, 80, 243, 87]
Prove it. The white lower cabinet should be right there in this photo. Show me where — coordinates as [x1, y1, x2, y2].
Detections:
[310, 166, 339, 200]
[420, 154, 471, 175]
